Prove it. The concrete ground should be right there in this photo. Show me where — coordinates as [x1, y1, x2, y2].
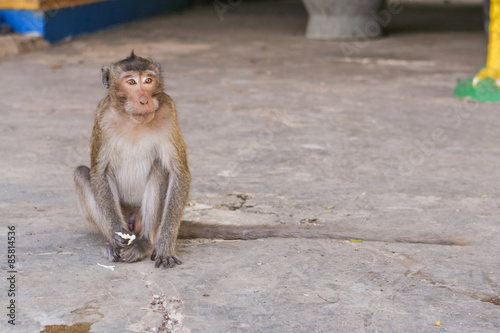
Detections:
[1, 1, 500, 332]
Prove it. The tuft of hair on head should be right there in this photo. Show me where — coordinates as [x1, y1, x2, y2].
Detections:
[110, 51, 163, 85]
[126, 50, 136, 62]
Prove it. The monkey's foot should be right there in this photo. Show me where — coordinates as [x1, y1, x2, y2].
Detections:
[151, 249, 182, 268]
[118, 240, 151, 263]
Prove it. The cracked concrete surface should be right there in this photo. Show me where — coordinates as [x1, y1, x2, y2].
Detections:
[1, 1, 500, 332]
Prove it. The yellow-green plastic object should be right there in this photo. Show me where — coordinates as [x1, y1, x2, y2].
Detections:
[454, 0, 500, 101]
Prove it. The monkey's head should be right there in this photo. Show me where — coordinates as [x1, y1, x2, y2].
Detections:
[102, 51, 164, 124]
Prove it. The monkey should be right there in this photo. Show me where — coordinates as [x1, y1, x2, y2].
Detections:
[74, 52, 470, 269]
[74, 51, 191, 268]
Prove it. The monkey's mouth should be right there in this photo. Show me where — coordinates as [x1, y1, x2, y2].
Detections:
[131, 111, 155, 124]
[132, 111, 154, 117]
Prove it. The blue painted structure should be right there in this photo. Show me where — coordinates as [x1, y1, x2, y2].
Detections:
[0, 0, 190, 43]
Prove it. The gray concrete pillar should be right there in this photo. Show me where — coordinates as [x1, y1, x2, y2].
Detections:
[302, 0, 385, 40]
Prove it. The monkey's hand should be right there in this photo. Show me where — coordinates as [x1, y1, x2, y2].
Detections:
[102, 231, 132, 262]
[150, 249, 182, 268]
[111, 230, 150, 263]
[118, 239, 151, 263]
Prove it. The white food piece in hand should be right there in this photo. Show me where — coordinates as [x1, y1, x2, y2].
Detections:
[115, 232, 136, 245]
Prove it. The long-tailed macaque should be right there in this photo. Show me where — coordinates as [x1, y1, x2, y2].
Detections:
[75, 52, 469, 269]
[74, 51, 190, 268]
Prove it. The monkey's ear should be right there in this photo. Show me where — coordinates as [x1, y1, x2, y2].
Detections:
[101, 67, 111, 89]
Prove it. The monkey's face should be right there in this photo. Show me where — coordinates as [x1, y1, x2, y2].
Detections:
[119, 71, 160, 124]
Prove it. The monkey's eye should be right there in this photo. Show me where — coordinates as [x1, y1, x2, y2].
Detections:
[127, 79, 136, 85]
[144, 78, 153, 84]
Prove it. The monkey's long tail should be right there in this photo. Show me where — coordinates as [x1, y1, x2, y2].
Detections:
[178, 221, 470, 246]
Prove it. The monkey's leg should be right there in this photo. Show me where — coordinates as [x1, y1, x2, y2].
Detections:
[75, 166, 126, 261]
[78, 165, 138, 262]
[74, 166, 113, 240]
[151, 169, 190, 268]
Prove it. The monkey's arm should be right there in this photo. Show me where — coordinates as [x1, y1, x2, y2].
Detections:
[89, 165, 128, 261]
[90, 107, 127, 243]
[146, 98, 192, 268]
[151, 158, 191, 268]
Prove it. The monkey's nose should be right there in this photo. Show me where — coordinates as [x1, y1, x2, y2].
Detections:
[140, 100, 149, 105]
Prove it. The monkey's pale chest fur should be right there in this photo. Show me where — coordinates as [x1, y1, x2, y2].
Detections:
[102, 110, 173, 206]
[111, 139, 154, 205]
